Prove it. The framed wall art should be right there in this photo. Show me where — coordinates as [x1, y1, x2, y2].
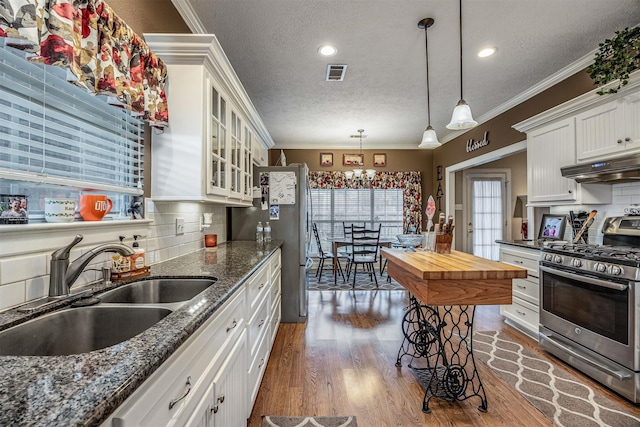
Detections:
[373, 153, 386, 167]
[320, 152, 333, 166]
[343, 153, 364, 166]
[537, 214, 566, 240]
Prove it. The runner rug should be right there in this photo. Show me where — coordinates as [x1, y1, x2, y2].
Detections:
[473, 331, 640, 427]
[262, 415, 358, 427]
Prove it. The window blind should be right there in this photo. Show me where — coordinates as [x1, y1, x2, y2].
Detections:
[0, 41, 144, 195]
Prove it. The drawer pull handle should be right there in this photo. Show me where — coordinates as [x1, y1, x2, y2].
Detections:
[258, 282, 266, 289]
[515, 310, 526, 316]
[169, 376, 192, 409]
[513, 260, 524, 264]
[516, 285, 526, 290]
[258, 319, 265, 328]
[226, 319, 238, 333]
[217, 393, 225, 403]
[212, 405, 219, 414]
[259, 358, 265, 368]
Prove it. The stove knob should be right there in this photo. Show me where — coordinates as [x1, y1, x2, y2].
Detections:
[553, 255, 563, 264]
[544, 254, 553, 262]
[571, 259, 583, 268]
[594, 263, 607, 273]
[609, 265, 622, 276]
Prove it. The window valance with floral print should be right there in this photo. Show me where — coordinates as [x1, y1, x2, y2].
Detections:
[309, 170, 422, 232]
[0, 0, 168, 127]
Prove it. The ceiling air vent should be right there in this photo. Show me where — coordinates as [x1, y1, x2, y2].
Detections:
[326, 64, 347, 81]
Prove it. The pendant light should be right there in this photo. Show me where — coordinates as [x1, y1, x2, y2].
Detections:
[446, 0, 478, 130]
[417, 17, 441, 149]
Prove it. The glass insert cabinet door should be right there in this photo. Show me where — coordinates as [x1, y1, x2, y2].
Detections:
[229, 111, 242, 197]
[243, 125, 253, 200]
[208, 84, 227, 196]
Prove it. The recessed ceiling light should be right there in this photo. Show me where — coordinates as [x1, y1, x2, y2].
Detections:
[318, 45, 338, 56]
[478, 47, 497, 58]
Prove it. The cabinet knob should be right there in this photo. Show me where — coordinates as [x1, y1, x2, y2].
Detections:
[568, 190, 572, 194]
[217, 393, 225, 403]
[625, 137, 631, 142]
[617, 139, 623, 144]
[212, 405, 219, 414]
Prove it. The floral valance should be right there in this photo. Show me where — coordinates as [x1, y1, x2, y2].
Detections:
[0, 0, 168, 127]
[309, 171, 423, 232]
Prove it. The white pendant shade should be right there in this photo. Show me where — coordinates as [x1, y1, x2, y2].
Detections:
[418, 126, 441, 149]
[344, 170, 354, 180]
[353, 168, 363, 179]
[365, 169, 376, 179]
[446, 99, 478, 130]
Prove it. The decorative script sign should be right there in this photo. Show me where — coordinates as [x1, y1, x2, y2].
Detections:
[466, 131, 490, 153]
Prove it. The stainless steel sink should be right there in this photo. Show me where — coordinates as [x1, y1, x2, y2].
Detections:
[98, 278, 216, 304]
[0, 306, 172, 356]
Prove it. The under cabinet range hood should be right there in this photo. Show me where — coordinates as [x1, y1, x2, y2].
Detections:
[561, 154, 640, 183]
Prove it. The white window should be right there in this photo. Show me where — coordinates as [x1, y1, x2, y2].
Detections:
[310, 188, 403, 254]
[0, 42, 144, 221]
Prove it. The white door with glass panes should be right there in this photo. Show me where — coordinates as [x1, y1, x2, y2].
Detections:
[208, 83, 228, 197]
[463, 170, 510, 261]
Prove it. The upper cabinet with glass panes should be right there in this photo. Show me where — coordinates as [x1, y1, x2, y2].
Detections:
[145, 34, 274, 205]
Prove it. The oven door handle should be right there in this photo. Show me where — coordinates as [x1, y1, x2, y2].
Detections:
[539, 266, 629, 291]
[539, 332, 633, 381]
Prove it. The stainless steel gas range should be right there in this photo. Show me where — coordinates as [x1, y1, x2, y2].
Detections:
[538, 215, 640, 402]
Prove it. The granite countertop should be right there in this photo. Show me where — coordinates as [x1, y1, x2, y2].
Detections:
[0, 240, 281, 427]
[495, 239, 549, 250]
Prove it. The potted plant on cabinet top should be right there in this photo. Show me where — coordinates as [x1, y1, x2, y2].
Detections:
[588, 26, 640, 95]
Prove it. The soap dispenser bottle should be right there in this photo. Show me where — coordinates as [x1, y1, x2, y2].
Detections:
[129, 235, 145, 271]
[112, 236, 131, 273]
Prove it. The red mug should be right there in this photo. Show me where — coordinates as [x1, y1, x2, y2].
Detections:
[79, 195, 113, 221]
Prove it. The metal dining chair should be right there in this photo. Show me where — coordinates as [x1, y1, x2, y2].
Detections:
[312, 223, 346, 283]
[347, 224, 381, 288]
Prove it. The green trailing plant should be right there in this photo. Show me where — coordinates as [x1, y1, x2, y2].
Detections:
[588, 26, 640, 95]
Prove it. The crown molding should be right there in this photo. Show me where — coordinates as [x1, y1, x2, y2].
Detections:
[170, 0, 207, 34]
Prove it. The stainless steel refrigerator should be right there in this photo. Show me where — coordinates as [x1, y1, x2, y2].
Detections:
[229, 163, 312, 323]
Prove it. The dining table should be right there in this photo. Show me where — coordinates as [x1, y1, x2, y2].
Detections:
[326, 236, 399, 277]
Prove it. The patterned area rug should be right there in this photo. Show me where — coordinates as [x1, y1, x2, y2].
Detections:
[308, 265, 404, 291]
[473, 331, 640, 427]
[262, 415, 358, 427]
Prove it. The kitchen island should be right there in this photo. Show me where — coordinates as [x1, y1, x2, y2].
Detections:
[0, 241, 282, 426]
[381, 248, 527, 413]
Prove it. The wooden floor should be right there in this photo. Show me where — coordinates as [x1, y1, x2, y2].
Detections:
[248, 290, 640, 426]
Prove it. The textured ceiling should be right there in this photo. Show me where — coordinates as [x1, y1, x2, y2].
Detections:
[175, 0, 640, 149]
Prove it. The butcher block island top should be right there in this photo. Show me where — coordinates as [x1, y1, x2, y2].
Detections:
[381, 248, 527, 306]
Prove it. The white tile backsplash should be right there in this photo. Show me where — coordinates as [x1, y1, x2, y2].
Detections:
[0, 200, 228, 311]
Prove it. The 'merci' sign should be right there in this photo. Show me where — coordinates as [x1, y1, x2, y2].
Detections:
[466, 131, 489, 153]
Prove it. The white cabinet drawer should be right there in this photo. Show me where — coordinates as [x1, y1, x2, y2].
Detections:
[512, 277, 539, 305]
[502, 298, 539, 338]
[269, 249, 281, 280]
[248, 293, 270, 358]
[270, 270, 281, 313]
[247, 329, 270, 416]
[247, 262, 270, 312]
[500, 247, 539, 278]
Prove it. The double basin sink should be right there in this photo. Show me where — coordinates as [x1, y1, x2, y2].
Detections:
[0, 278, 217, 357]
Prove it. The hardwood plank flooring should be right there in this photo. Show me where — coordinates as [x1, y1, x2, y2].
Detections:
[248, 290, 640, 426]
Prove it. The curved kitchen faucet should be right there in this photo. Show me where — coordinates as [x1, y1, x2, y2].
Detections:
[49, 234, 135, 297]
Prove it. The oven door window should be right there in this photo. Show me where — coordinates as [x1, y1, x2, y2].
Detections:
[542, 270, 629, 345]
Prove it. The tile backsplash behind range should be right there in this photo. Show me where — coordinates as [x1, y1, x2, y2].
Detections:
[550, 182, 640, 244]
[0, 200, 227, 311]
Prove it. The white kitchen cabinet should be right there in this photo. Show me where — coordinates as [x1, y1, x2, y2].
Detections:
[523, 117, 611, 206]
[576, 92, 640, 162]
[527, 117, 578, 204]
[109, 288, 246, 427]
[500, 245, 540, 339]
[145, 34, 273, 206]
